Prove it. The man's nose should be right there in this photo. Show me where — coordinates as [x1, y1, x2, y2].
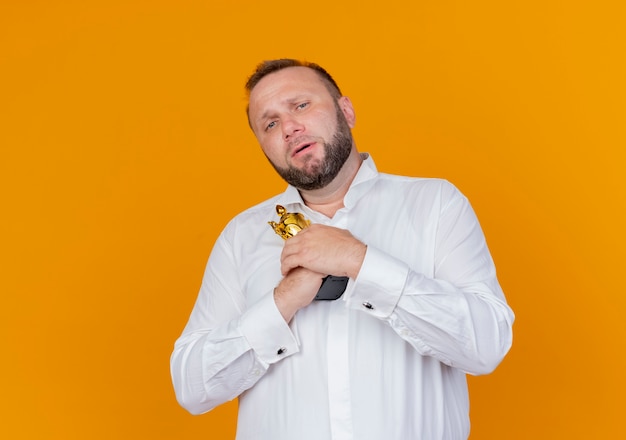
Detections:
[282, 117, 304, 140]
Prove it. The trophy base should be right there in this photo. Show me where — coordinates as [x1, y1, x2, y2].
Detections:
[315, 276, 349, 300]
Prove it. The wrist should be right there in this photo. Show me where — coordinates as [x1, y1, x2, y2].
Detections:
[347, 242, 367, 279]
[273, 286, 298, 323]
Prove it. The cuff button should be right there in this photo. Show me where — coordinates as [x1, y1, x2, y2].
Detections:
[362, 302, 374, 310]
[277, 347, 287, 355]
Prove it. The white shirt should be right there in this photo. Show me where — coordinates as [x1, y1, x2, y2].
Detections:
[171, 154, 514, 440]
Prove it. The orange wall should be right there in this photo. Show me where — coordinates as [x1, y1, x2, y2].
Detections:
[1, 1, 624, 439]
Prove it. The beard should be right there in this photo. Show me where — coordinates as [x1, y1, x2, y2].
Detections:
[267, 104, 354, 191]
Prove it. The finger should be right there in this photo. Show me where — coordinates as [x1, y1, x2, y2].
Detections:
[280, 254, 300, 276]
[280, 237, 300, 264]
[280, 238, 302, 274]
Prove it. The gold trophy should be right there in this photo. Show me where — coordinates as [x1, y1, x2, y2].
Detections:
[268, 205, 348, 300]
[268, 205, 311, 240]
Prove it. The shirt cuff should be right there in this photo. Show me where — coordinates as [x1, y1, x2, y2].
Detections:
[344, 246, 408, 318]
[239, 292, 300, 365]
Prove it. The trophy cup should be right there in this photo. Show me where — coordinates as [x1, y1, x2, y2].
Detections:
[269, 205, 348, 300]
[268, 205, 310, 240]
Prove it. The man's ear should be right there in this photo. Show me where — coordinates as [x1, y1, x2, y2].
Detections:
[338, 96, 356, 128]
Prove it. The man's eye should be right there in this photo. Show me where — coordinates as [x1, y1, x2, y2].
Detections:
[266, 121, 277, 131]
[296, 102, 309, 110]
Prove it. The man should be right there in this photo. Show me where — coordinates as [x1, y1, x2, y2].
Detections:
[171, 59, 514, 440]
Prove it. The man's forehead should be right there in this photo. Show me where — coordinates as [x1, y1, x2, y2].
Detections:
[259, 65, 320, 83]
[251, 67, 327, 100]
[248, 67, 329, 117]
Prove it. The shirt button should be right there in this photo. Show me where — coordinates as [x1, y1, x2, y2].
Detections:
[277, 347, 287, 355]
[362, 302, 374, 310]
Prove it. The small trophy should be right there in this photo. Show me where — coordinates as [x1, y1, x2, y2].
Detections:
[268, 205, 310, 240]
[268, 205, 348, 300]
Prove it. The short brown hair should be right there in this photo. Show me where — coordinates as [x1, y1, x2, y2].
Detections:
[245, 59, 342, 100]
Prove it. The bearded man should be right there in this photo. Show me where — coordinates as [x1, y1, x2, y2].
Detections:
[171, 59, 514, 440]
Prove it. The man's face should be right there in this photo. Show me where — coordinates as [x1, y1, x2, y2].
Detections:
[248, 67, 356, 190]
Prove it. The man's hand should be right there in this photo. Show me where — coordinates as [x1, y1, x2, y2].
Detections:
[280, 224, 367, 279]
[274, 267, 325, 323]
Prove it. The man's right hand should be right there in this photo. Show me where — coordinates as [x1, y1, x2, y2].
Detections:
[274, 267, 324, 323]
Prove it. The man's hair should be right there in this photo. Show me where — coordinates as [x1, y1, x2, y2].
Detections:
[245, 59, 343, 100]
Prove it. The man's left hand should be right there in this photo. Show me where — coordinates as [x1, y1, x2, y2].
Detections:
[280, 224, 366, 279]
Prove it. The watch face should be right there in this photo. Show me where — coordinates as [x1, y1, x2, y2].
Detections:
[315, 276, 348, 301]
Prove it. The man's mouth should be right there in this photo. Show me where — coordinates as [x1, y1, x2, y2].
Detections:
[292, 142, 315, 157]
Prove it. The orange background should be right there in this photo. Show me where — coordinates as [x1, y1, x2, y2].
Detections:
[1, 1, 624, 438]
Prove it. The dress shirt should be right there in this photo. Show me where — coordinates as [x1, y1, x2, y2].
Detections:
[171, 154, 514, 440]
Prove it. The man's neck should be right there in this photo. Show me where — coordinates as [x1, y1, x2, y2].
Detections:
[300, 148, 363, 218]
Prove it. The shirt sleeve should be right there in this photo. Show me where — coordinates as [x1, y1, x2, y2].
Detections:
[170, 226, 299, 415]
[343, 182, 514, 375]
